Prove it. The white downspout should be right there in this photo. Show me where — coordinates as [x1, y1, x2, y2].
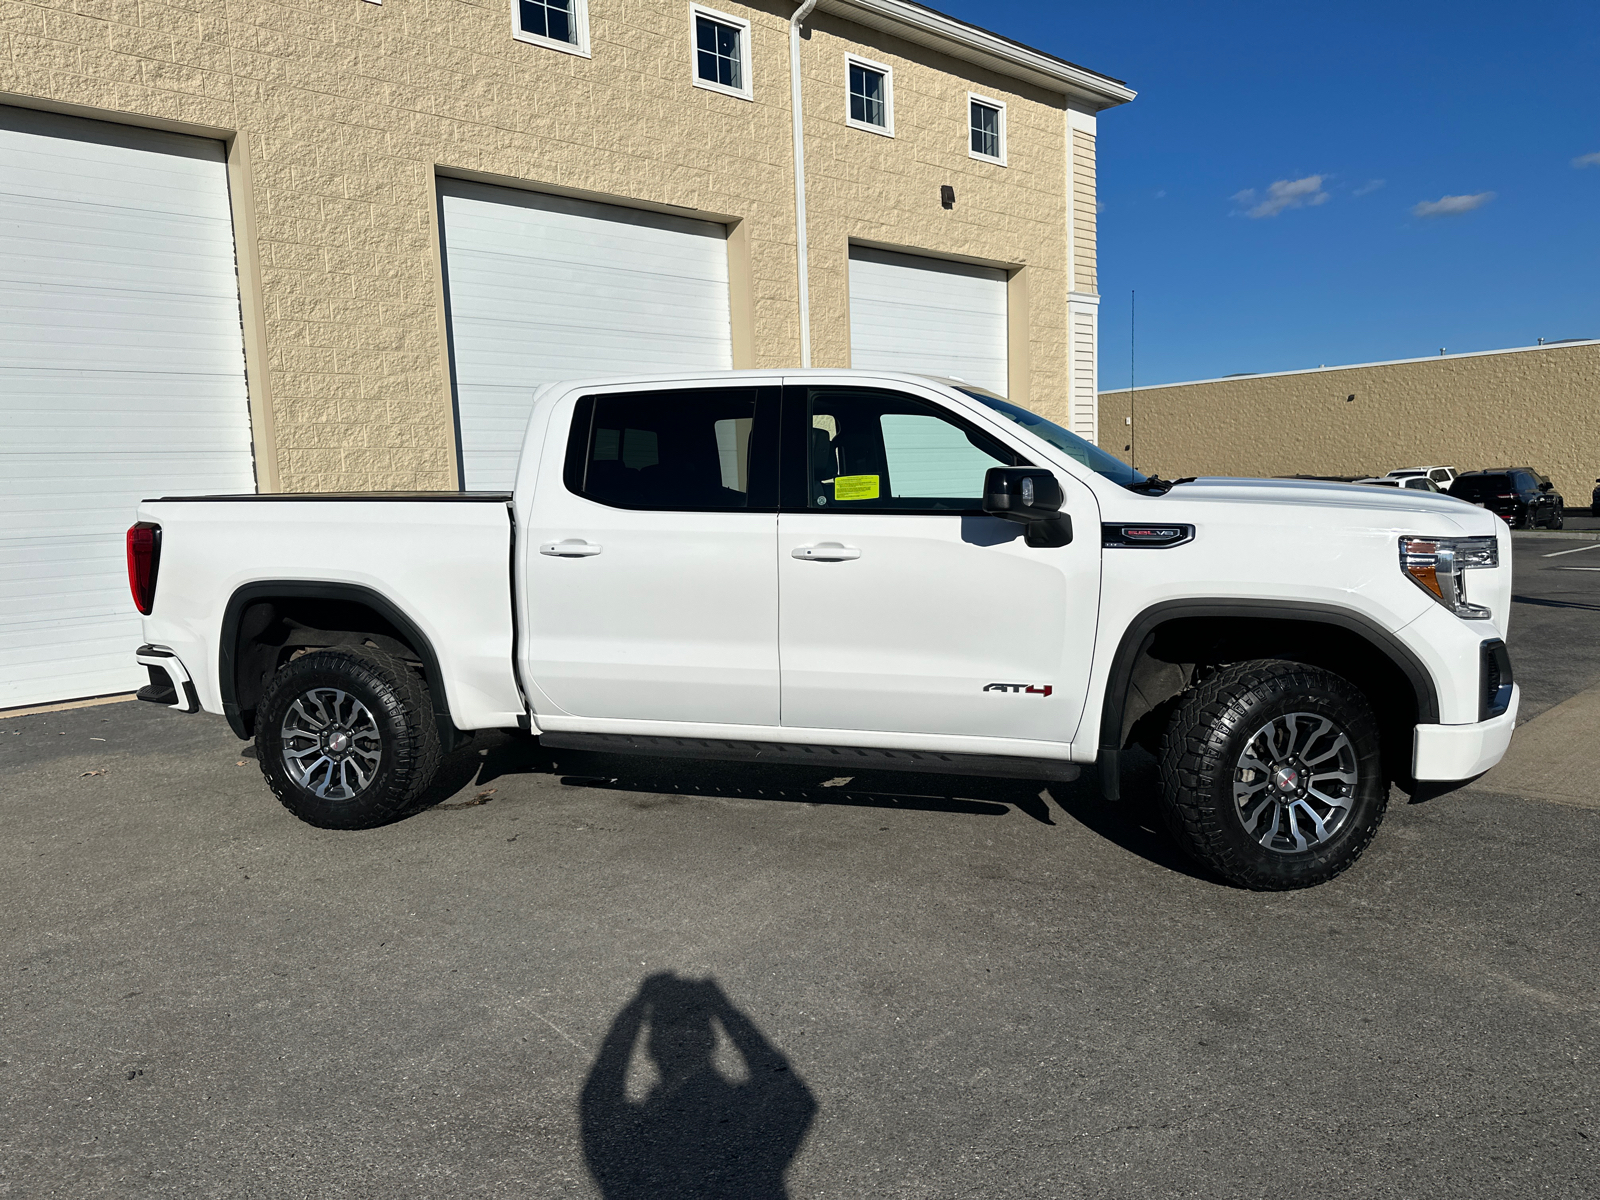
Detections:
[789, 0, 818, 367]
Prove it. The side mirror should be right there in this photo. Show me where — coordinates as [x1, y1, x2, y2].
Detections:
[983, 467, 1072, 547]
[1539, 481, 1553, 492]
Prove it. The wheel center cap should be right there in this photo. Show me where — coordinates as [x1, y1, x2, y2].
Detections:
[326, 730, 350, 755]
[1273, 765, 1300, 793]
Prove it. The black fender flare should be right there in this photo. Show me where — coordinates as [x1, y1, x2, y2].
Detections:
[1095, 598, 1440, 801]
[219, 580, 455, 746]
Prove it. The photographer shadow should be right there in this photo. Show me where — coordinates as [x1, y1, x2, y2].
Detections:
[580, 973, 816, 1199]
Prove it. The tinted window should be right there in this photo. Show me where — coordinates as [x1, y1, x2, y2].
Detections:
[569, 389, 764, 510]
[1453, 474, 1511, 497]
[961, 390, 1147, 486]
[803, 389, 1020, 511]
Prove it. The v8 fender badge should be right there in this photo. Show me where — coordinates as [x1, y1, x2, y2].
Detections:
[983, 683, 1053, 697]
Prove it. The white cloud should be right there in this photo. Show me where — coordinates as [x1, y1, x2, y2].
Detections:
[1412, 192, 1495, 218]
[1573, 152, 1600, 168]
[1353, 179, 1386, 196]
[1235, 175, 1329, 218]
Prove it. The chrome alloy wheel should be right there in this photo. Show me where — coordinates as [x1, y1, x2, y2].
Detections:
[279, 687, 383, 800]
[1233, 712, 1359, 854]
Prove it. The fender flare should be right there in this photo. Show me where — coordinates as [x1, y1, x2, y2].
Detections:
[1095, 598, 1440, 801]
[219, 580, 455, 745]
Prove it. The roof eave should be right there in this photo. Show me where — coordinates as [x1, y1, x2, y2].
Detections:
[821, 0, 1136, 108]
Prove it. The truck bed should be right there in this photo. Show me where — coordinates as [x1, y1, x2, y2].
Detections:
[134, 492, 524, 731]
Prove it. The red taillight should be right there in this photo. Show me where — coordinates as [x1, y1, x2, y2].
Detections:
[127, 522, 161, 615]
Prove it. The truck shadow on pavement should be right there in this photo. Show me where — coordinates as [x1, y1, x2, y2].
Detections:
[580, 972, 816, 1199]
[430, 733, 1213, 881]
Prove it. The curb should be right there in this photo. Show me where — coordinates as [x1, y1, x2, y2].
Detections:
[1510, 530, 1600, 542]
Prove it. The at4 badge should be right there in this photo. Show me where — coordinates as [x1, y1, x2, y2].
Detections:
[983, 683, 1053, 697]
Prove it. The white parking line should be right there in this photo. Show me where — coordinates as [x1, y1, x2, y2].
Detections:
[1542, 542, 1600, 558]
[1558, 566, 1600, 572]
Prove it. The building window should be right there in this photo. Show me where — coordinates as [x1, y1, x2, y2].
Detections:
[845, 55, 894, 136]
[691, 6, 752, 100]
[512, 0, 590, 57]
[969, 94, 1006, 165]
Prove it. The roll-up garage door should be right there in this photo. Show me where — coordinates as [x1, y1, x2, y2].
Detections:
[0, 107, 255, 710]
[847, 246, 1009, 397]
[438, 179, 734, 490]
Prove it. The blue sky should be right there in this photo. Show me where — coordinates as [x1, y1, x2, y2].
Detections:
[940, 0, 1600, 389]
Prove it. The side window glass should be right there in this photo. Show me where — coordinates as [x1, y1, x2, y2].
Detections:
[570, 389, 760, 510]
[804, 389, 1020, 511]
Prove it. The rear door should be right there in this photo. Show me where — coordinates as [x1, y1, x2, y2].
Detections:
[775, 382, 1100, 745]
[520, 383, 782, 727]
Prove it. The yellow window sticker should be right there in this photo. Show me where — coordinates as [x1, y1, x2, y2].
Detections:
[834, 475, 880, 502]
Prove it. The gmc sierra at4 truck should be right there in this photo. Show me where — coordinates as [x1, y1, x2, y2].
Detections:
[126, 370, 1518, 890]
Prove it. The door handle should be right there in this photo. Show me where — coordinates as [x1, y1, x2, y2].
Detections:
[540, 539, 602, 557]
[791, 542, 861, 561]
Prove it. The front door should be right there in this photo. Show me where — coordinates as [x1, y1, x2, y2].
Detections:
[522, 384, 780, 726]
[777, 384, 1101, 745]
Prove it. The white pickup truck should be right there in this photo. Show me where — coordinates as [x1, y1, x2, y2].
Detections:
[127, 370, 1518, 890]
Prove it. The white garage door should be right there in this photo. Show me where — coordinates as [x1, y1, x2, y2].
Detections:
[848, 246, 1009, 397]
[0, 107, 255, 710]
[438, 180, 734, 490]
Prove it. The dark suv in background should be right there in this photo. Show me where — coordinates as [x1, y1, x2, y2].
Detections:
[1451, 468, 1565, 528]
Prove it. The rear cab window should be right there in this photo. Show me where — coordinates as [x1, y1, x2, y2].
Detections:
[564, 387, 778, 510]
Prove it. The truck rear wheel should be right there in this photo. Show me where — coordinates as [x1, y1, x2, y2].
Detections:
[255, 646, 442, 830]
[1157, 659, 1387, 890]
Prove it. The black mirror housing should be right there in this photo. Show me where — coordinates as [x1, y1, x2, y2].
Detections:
[983, 467, 1071, 546]
[983, 467, 1063, 521]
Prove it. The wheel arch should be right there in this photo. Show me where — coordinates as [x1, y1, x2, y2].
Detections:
[1096, 599, 1440, 801]
[219, 581, 455, 746]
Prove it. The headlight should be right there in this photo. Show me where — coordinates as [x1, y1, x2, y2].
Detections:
[1400, 536, 1497, 619]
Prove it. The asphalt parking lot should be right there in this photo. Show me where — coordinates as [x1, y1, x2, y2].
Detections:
[3, 534, 1596, 1198]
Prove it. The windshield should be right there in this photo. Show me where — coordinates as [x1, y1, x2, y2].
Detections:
[961, 390, 1147, 486]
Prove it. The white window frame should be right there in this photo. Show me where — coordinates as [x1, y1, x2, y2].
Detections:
[844, 53, 894, 138]
[510, 0, 591, 59]
[689, 4, 753, 101]
[967, 92, 1007, 166]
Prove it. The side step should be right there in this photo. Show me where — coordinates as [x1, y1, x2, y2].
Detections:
[537, 732, 1082, 783]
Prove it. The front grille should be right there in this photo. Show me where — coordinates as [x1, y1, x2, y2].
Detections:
[1481, 639, 1514, 720]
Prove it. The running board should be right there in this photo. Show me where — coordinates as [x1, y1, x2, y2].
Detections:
[536, 732, 1082, 783]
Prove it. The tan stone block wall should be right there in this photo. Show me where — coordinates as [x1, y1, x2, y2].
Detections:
[797, 12, 1073, 425]
[3, 0, 1100, 489]
[1096, 344, 1600, 501]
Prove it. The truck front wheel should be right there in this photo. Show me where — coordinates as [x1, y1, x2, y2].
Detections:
[255, 646, 442, 829]
[1157, 660, 1387, 890]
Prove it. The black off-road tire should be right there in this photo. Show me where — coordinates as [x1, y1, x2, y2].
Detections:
[256, 646, 442, 830]
[1157, 659, 1387, 890]
[1549, 507, 1565, 530]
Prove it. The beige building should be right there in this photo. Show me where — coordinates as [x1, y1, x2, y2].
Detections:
[1097, 341, 1600, 501]
[0, 0, 1131, 708]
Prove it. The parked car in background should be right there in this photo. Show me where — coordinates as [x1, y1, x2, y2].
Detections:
[1451, 469, 1565, 529]
[1387, 466, 1458, 490]
[1592, 478, 1599, 518]
[1357, 476, 1442, 493]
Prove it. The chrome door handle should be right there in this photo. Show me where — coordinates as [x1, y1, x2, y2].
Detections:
[791, 543, 861, 561]
[540, 539, 602, 557]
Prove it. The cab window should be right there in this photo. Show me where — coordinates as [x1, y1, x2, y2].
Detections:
[566, 388, 773, 510]
[799, 388, 1021, 512]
